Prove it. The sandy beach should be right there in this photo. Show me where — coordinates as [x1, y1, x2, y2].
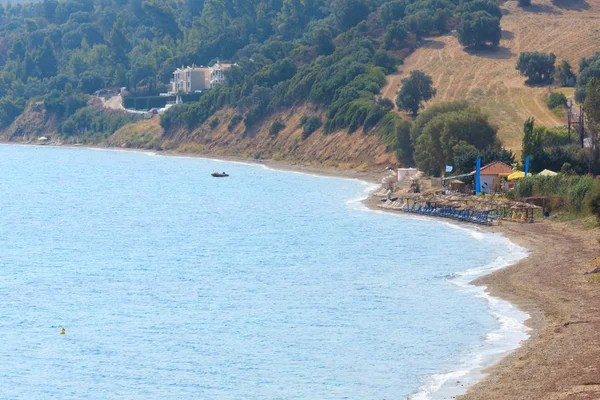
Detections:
[365, 193, 600, 399]
[459, 221, 600, 400]
[6, 142, 600, 398]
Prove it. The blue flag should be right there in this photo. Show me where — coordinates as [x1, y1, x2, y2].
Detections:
[445, 165, 453, 173]
[475, 158, 481, 194]
[524, 155, 530, 175]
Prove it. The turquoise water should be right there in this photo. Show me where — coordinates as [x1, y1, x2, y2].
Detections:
[0, 145, 527, 399]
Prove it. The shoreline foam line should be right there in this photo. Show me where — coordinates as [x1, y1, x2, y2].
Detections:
[408, 236, 529, 400]
[353, 192, 531, 400]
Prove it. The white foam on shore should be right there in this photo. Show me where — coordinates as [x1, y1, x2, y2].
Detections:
[407, 233, 529, 400]
[345, 183, 531, 400]
[345, 182, 380, 206]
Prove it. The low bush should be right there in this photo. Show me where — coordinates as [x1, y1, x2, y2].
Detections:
[301, 115, 322, 139]
[228, 115, 243, 132]
[513, 174, 600, 217]
[269, 120, 286, 136]
[545, 92, 567, 109]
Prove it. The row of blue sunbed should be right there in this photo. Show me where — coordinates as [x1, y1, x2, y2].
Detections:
[379, 200, 495, 225]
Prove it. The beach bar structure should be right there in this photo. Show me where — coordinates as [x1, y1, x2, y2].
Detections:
[472, 161, 514, 194]
[397, 168, 419, 183]
[377, 192, 541, 225]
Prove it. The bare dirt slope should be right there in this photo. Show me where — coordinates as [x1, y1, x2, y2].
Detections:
[163, 105, 396, 170]
[382, 0, 600, 150]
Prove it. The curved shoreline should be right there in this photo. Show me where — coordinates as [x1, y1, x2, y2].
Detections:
[5, 143, 600, 398]
[364, 193, 600, 399]
[361, 196, 532, 399]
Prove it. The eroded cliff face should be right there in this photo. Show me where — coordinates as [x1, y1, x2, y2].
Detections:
[0, 102, 59, 141]
[155, 104, 396, 170]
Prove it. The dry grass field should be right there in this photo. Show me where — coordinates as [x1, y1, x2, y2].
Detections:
[382, 0, 600, 150]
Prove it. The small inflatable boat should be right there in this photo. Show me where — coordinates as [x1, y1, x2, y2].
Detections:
[211, 172, 229, 177]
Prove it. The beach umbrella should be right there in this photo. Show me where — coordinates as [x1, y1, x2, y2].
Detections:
[507, 171, 532, 181]
[538, 169, 558, 177]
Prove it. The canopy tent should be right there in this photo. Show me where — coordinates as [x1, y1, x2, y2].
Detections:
[538, 169, 558, 177]
[507, 171, 532, 181]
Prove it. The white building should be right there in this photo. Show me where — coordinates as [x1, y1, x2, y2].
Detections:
[168, 62, 233, 95]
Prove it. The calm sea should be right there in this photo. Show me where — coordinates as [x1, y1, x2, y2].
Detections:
[0, 145, 528, 399]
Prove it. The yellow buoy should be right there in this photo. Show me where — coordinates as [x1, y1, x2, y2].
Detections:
[60, 328, 66, 335]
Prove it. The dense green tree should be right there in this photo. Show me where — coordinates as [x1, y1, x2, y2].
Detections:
[42, 0, 59, 22]
[383, 20, 409, 50]
[413, 106, 498, 174]
[78, 71, 105, 94]
[521, 117, 542, 162]
[8, 38, 26, 60]
[575, 54, 600, 102]
[379, 0, 407, 26]
[395, 70, 436, 116]
[516, 52, 556, 84]
[276, 0, 307, 39]
[456, 11, 500, 48]
[584, 78, 600, 167]
[459, 0, 501, 19]
[331, 0, 369, 31]
[410, 100, 469, 144]
[311, 27, 335, 56]
[555, 59, 576, 87]
[142, 0, 182, 39]
[108, 19, 131, 67]
[36, 37, 58, 78]
[373, 49, 400, 74]
[453, 145, 515, 174]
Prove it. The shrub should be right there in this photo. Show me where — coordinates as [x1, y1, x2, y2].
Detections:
[209, 118, 219, 129]
[587, 185, 600, 224]
[228, 115, 243, 132]
[545, 92, 567, 109]
[518, 0, 531, 6]
[269, 120, 286, 136]
[513, 175, 600, 216]
[301, 115, 322, 139]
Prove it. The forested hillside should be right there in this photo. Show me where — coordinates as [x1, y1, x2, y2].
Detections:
[0, 0, 554, 169]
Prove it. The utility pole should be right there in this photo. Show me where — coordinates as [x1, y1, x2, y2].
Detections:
[567, 99, 573, 142]
[580, 105, 585, 148]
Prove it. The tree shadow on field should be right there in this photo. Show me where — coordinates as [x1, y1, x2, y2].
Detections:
[465, 46, 514, 60]
[502, 30, 515, 40]
[552, 0, 590, 11]
[522, 3, 562, 14]
[420, 39, 445, 50]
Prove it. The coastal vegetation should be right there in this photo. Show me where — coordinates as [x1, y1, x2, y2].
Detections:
[510, 174, 600, 221]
